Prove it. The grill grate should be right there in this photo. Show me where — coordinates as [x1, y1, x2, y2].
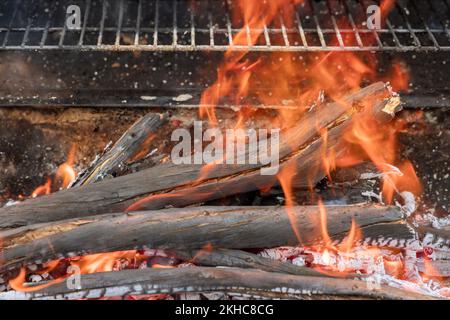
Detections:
[0, 0, 449, 52]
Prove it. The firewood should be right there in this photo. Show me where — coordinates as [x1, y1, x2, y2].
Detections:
[417, 226, 450, 248]
[72, 112, 168, 186]
[417, 259, 450, 277]
[169, 248, 362, 279]
[0, 267, 434, 300]
[0, 204, 407, 272]
[0, 82, 397, 229]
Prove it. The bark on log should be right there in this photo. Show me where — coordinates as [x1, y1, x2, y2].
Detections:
[0, 82, 396, 229]
[170, 248, 362, 279]
[72, 112, 168, 186]
[0, 267, 434, 300]
[0, 204, 406, 272]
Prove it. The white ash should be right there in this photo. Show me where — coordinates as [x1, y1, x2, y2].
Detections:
[292, 256, 306, 267]
[172, 94, 193, 102]
[420, 213, 450, 229]
[397, 191, 417, 216]
[361, 191, 383, 203]
[425, 248, 450, 261]
[258, 247, 305, 262]
[257, 241, 450, 299]
[178, 293, 203, 300]
[30, 275, 43, 283]
[140, 95, 157, 101]
[4, 199, 19, 207]
[359, 164, 402, 180]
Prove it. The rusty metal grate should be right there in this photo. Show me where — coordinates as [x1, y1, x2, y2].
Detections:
[0, 0, 449, 52]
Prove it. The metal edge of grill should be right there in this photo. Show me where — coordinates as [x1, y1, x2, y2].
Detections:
[0, 0, 449, 52]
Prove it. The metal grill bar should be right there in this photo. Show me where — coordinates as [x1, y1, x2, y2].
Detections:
[0, 0, 448, 51]
[97, 0, 107, 45]
[134, 0, 142, 46]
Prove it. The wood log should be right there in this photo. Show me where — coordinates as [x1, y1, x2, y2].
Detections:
[72, 112, 168, 187]
[0, 267, 434, 300]
[0, 204, 407, 272]
[169, 248, 363, 279]
[126, 121, 345, 210]
[417, 259, 450, 277]
[0, 82, 396, 229]
[417, 226, 450, 248]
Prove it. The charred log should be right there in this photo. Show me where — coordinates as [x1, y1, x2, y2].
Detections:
[170, 248, 362, 279]
[0, 267, 434, 300]
[72, 112, 168, 186]
[0, 204, 406, 272]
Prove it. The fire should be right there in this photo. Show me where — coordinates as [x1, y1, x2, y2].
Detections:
[339, 219, 362, 254]
[9, 267, 64, 293]
[30, 144, 77, 198]
[197, 0, 419, 210]
[199, 0, 304, 127]
[31, 178, 51, 198]
[277, 161, 303, 244]
[308, 201, 370, 276]
[8, 0, 427, 296]
[384, 60, 410, 92]
[9, 250, 149, 292]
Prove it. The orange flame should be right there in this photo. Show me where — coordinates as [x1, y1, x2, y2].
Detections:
[277, 161, 303, 244]
[9, 250, 147, 292]
[31, 178, 52, 198]
[30, 144, 77, 198]
[127, 0, 418, 213]
[310, 201, 367, 276]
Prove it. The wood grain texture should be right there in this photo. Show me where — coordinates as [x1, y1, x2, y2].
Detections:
[170, 248, 362, 279]
[0, 267, 434, 300]
[0, 204, 405, 272]
[73, 112, 168, 186]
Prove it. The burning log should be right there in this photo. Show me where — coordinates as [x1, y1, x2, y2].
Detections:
[0, 204, 408, 272]
[418, 259, 450, 277]
[418, 226, 450, 248]
[169, 248, 361, 279]
[0, 82, 398, 229]
[0, 267, 434, 300]
[72, 112, 168, 186]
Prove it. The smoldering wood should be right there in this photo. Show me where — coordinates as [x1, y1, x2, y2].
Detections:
[126, 121, 346, 210]
[417, 259, 450, 277]
[355, 223, 416, 245]
[0, 204, 405, 272]
[417, 226, 450, 248]
[0, 267, 434, 300]
[169, 248, 363, 279]
[0, 83, 396, 229]
[72, 112, 168, 187]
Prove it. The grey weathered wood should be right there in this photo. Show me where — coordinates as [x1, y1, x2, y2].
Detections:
[0, 204, 405, 272]
[418, 226, 450, 248]
[0, 83, 395, 229]
[170, 248, 362, 279]
[72, 112, 168, 186]
[0, 267, 434, 300]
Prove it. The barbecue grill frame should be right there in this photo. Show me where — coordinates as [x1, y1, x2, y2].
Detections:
[0, 0, 449, 52]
